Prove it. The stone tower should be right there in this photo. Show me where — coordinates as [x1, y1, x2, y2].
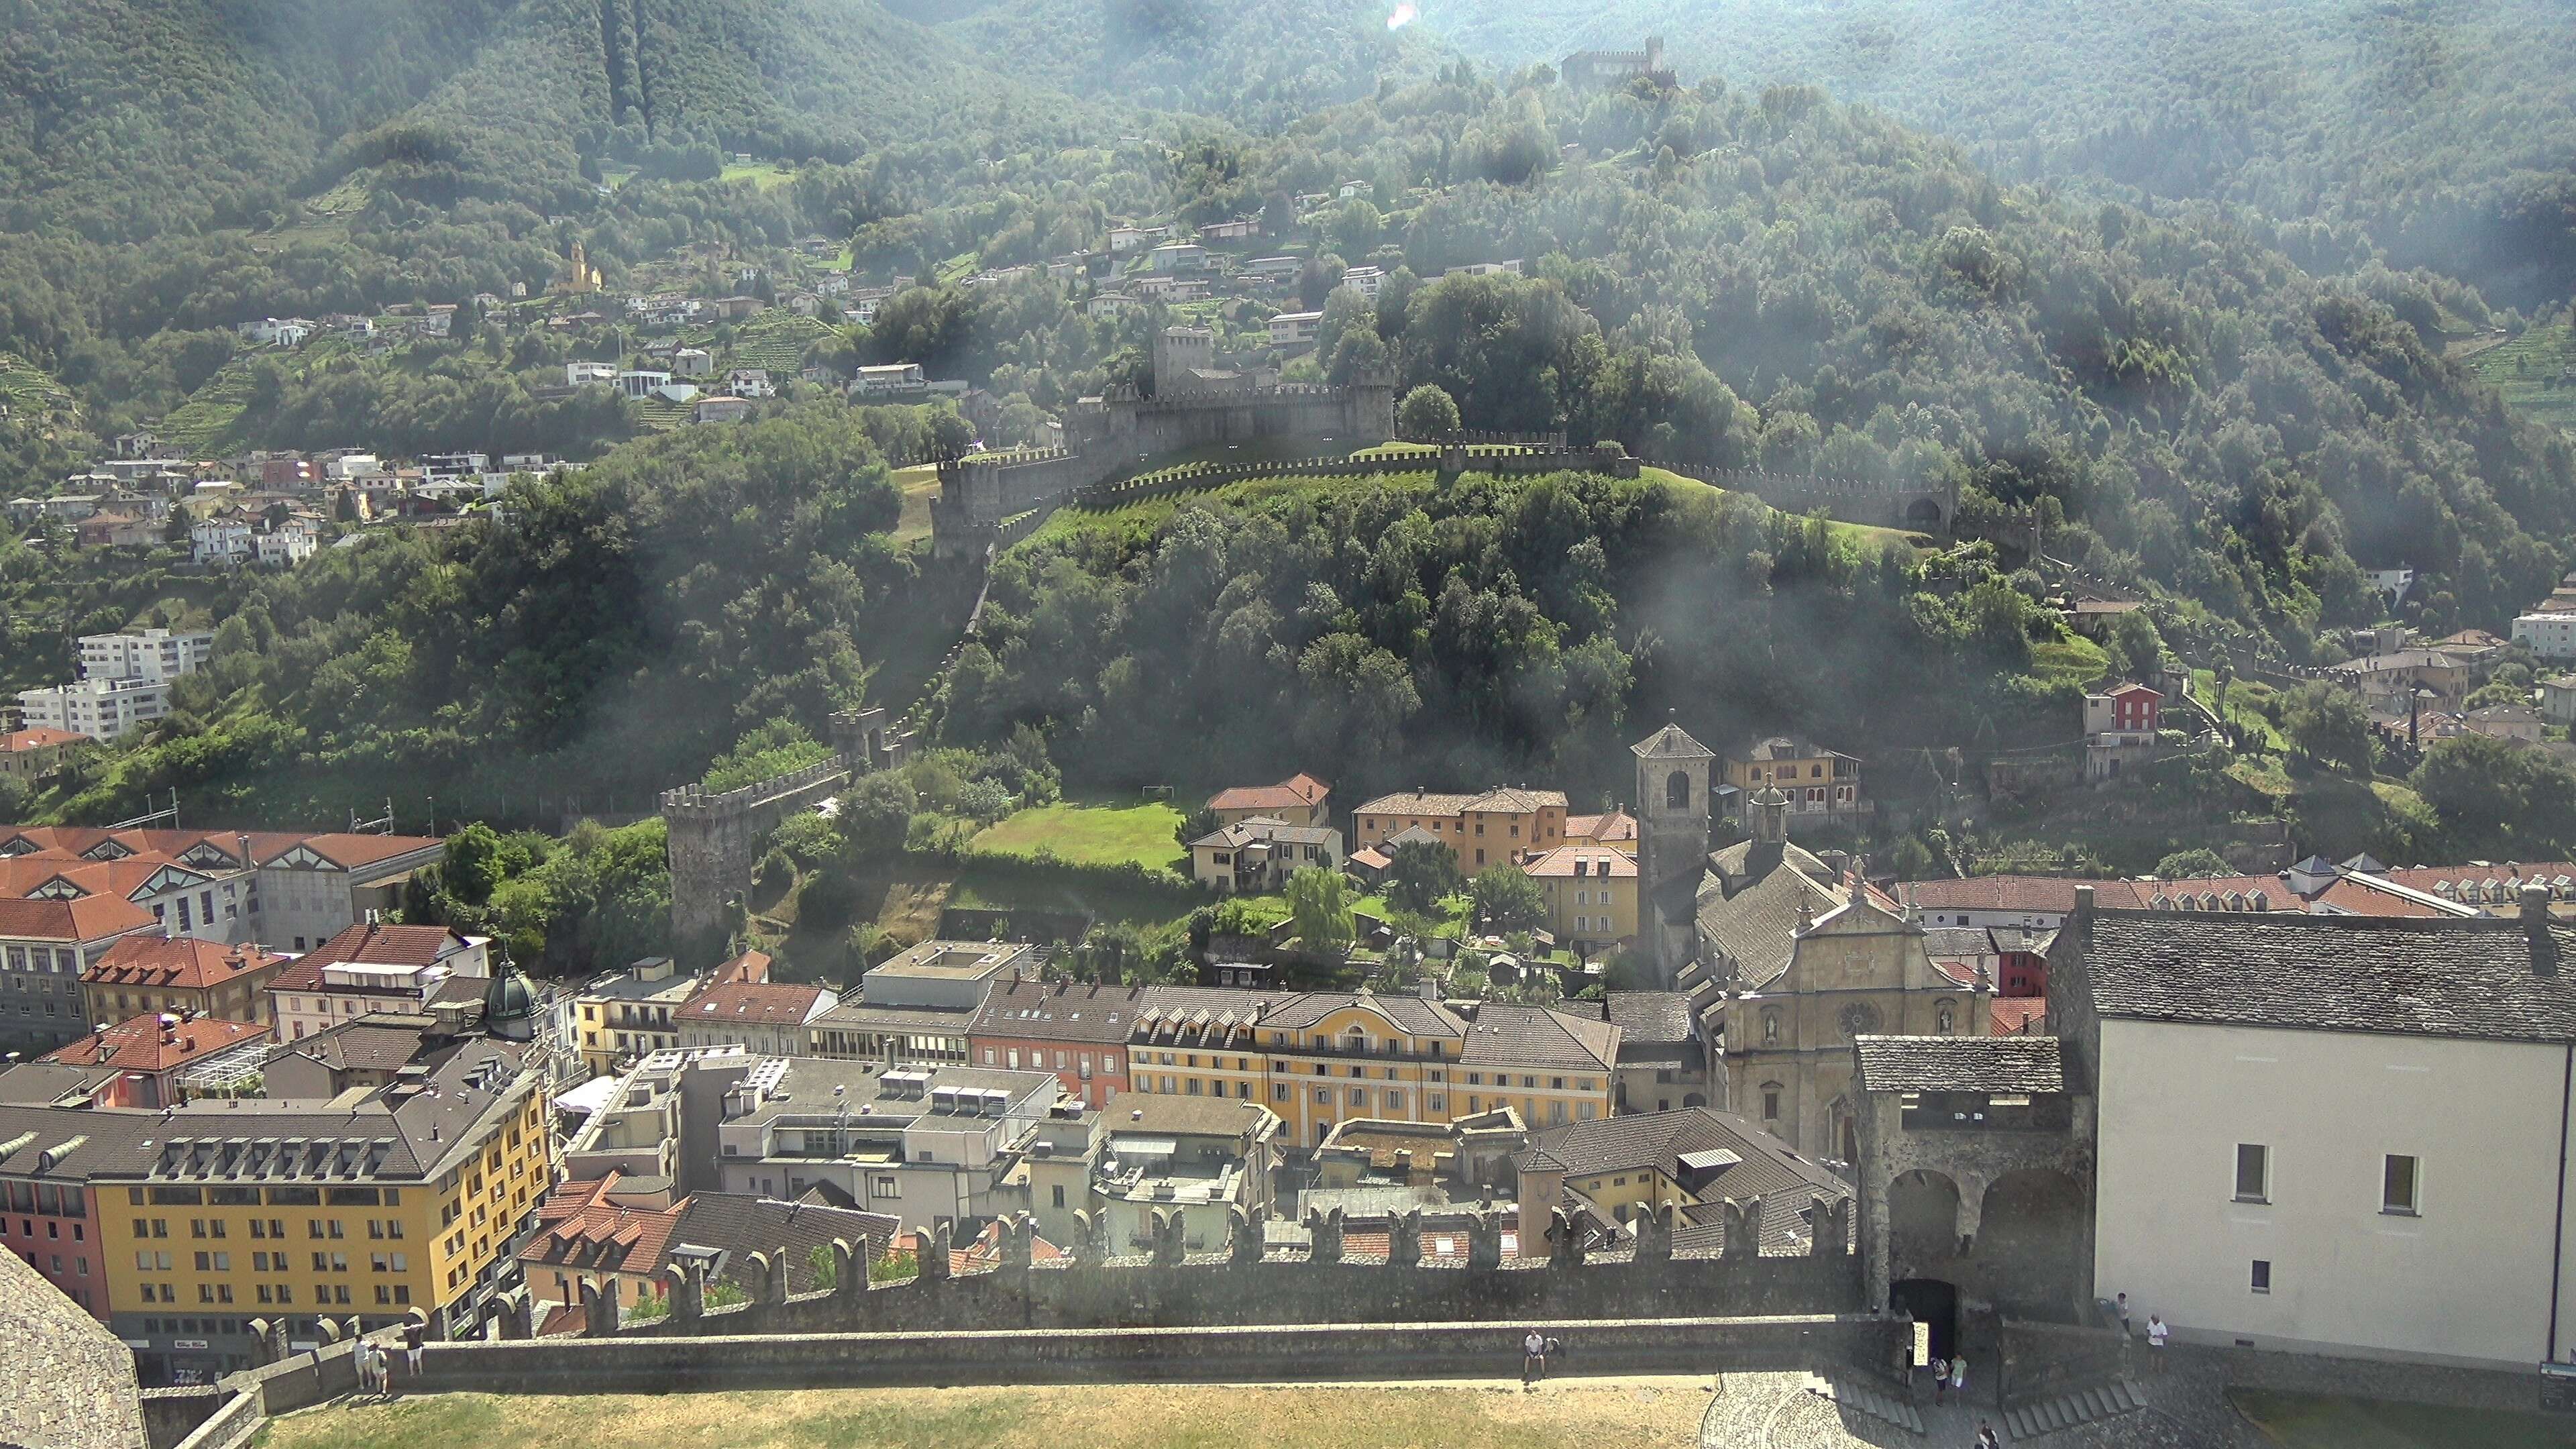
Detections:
[1152, 325, 1215, 396]
[1631, 723, 1715, 985]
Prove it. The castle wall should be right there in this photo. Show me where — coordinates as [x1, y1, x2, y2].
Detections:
[659, 759, 856, 949]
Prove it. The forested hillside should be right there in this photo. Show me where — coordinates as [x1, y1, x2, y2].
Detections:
[1422, 0, 2576, 310]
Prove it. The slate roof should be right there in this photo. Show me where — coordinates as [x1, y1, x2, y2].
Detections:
[1901, 875, 2096, 916]
[2078, 910, 2576, 1042]
[1520, 1106, 1845, 1205]
[1631, 724, 1715, 760]
[1455, 1002, 1620, 1073]
[1707, 836, 1830, 887]
[1603, 991, 1693, 1044]
[272, 1012, 440, 1073]
[1699, 864, 1842, 984]
[971, 979, 1150, 1044]
[1853, 1034, 2065, 1093]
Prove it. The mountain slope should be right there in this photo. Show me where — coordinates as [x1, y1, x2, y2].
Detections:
[1420, 0, 2576, 309]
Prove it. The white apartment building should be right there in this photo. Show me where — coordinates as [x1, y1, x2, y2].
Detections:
[81, 629, 212, 683]
[1270, 311, 1323, 346]
[17, 676, 170, 741]
[2514, 611, 2576, 661]
[2074, 896, 2576, 1371]
[254, 520, 317, 567]
[1338, 265, 1385, 301]
[191, 519, 252, 565]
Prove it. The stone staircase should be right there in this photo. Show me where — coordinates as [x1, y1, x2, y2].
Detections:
[1801, 1373, 1926, 1435]
[2002, 1380, 2149, 1440]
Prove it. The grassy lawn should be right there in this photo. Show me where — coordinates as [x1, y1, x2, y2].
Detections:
[718, 160, 797, 190]
[892, 465, 941, 543]
[254, 1381, 1711, 1449]
[2229, 1388, 2576, 1448]
[968, 798, 1190, 872]
[1638, 468, 1937, 552]
[2031, 636, 2110, 686]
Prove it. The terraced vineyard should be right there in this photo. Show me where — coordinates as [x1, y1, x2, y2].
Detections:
[154, 356, 263, 454]
[724, 310, 834, 374]
[2466, 323, 2576, 434]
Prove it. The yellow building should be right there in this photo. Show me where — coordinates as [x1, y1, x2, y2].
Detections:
[1350, 787, 1569, 871]
[1522, 845, 1638, 957]
[90, 1034, 549, 1383]
[570, 956, 703, 1079]
[1563, 809, 1639, 855]
[1722, 738, 1863, 826]
[1122, 987, 1620, 1150]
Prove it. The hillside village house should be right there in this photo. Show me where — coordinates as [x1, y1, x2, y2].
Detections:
[2058, 890, 2576, 1370]
[1204, 773, 1331, 828]
[1269, 310, 1323, 347]
[1187, 816, 1344, 893]
[266, 920, 491, 1042]
[1592, 991, 1711, 1113]
[1721, 737, 1865, 832]
[2084, 682, 2163, 782]
[1351, 786, 1569, 871]
[1521, 845, 1638, 957]
[0, 727, 93, 783]
[81, 936, 290, 1030]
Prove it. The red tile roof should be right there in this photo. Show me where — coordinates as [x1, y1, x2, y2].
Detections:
[1208, 773, 1332, 813]
[1564, 810, 1638, 845]
[0, 853, 182, 902]
[41, 1012, 270, 1072]
[268, 922, 472, 991]
[682, 979, 829, 1027]
[2, 729, 91, 752]
[1989, 998, 2049, 1035]
[1521, 845, 1637, 878]
[83, 936, 288, 991]
[0, 894, 157, 943]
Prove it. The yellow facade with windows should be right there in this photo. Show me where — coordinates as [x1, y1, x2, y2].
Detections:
[95, 1063, 550, 1346]
[1123, 994, 1619, 1150]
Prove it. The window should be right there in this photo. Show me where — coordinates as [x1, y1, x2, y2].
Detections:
[2382, 1155, 2420, 1216]
[870, 1176, 898, 1199]
[1052, 1185, 1066, 1208]
[1273, 1083, 1289, 1102]
[1761, 1084, 1782, 1121]
[2235, 1144, 2269, 1203]
[2250, 1259, 2271, 1294]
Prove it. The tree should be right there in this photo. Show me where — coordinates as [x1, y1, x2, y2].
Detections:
[2411, 735, 2576, 853]
[839, 771, 918, 859]
[1469, 863, 1547, 934]
[2152, 849, 2231, 879]
[1383, 838, 1464, 915]
[1174, 805, 1222, 851]
[440, 823, 511, 907]
[2278, 682, 2375, 776]
[1285, 866, 1356, 959]
[1396, 384, 1460, 439]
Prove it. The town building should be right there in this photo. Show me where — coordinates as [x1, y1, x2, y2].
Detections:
[2513, 574, 2576, 660]
[557, 1045, 751, 1190]
[265, 920, 490, 1042]
[38, 1012, 269, 1108]
[674, 961, 837, 1058]
[1115, 985, 1621, 1148]
[1268, 310, 1323, 347]
[1204, 772, 1332, 828]
[969, 978, 1143, 1108]
[1090, 1091, 1280, 1253]
[1350, 786, 1569, 871]
[1722, 737, 1866, 833]
[81, 936, 290, 1030]
[260, 1012, 455, 1100]
[808, 940, 1022, 1072]
[693, 395, 753, 425]
[516, 1169, 896, 1320]
[1588, 990, 1711, 1113]
[710, 1057, 1061, 1229]
[1564, 808, 1639, 855]
[1311, 1107, 1525, 1208]
[2057, 889, 2576, 1370]
[1515, 1106, 1849, 1259]
[2463, 702, 2545, 743]
[0, 896, 160, 1054]
[1187, 815, 1344, 893]
[0, 826, 443, 952]
[1521, 844, 1637, 957]
[2324, 648, 2477, 712]
[570, 956, 708, 1079]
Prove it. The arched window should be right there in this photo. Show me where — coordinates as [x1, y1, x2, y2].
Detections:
[1665, 770, 1690, 810]
[1935, 1000, 1956, 1034]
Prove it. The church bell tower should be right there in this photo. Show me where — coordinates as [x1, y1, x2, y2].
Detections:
[1631, 722, 1715, 985]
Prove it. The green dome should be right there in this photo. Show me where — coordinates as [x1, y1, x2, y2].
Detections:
[482, 971, 537, 1038]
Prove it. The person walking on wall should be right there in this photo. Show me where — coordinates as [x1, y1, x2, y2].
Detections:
[2116, 1292, 2131, 1337]
[1977, 1421, 2001, 1449]
[1932, 1355, 1949, 1405]
[1523, 1330, 1545, 1387]
[1949, 1352, 1967, 1401]
[401, 1320, 425, 1387]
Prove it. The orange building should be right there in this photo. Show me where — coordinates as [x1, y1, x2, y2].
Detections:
[1350, 787, 1568, 871]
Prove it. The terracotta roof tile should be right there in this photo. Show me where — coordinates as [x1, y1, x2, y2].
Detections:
[41, 1012, 270, 1073]
[0, 894, 157, 943]
[83, 936, 287, 991]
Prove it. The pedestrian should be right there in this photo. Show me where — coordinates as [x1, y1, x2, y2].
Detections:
[1544, 1334, 1562, 1378]
[1523, 1329, 1544, 1386]
[1949, 1352, 1967, 1400]
[1977, 1421, 2000, 1449]
[401, 1320, 425, 1385]
[2116, 1292, 2131, 1337]
[2147, 1313, 2169, 1371]
[1932, 1355, 1949, 1405]
[354, 1342, 378, 1398]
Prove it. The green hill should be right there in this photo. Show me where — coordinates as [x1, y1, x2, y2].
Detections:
[1419, 0, 2576, 310]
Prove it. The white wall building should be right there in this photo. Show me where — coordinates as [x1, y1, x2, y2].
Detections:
[2514, 611, 2576, 661]
[15, 676, 173, 741]
[82, 629, 213, 683]
[2072, 895, 2576, 1371]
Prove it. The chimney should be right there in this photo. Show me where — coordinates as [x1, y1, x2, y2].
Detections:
[2074, 883, 2096, 946]
[2526, 884, 2557, 977]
